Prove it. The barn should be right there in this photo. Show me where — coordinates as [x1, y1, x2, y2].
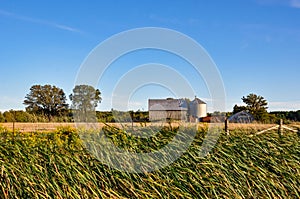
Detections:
[148, 97, 207, 122]
[148, 98, 188, 121]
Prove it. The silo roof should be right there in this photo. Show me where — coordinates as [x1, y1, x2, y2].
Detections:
[192, 98, 206, 104]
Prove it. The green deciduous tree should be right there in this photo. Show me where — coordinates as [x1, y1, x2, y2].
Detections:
[241, 93, 268, 121]
[24, 85, 68, 121]
[242, 93, 268, 113]
[69, 85, 101, 122]
[232, 104, 247, 114]
[2, 110, 35, 123]
[3, 111, 14, 122]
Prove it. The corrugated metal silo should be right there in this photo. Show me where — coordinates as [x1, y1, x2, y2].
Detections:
[191, 97, 207, 118]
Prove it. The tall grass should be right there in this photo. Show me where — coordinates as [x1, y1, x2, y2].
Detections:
[0, 125, 299, 198]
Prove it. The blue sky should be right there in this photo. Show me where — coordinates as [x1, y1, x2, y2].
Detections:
[0, 0, 300, 112]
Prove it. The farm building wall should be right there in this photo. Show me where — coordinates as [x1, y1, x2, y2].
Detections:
[149, 110, 188, 121]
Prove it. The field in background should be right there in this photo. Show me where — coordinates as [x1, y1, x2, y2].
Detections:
[1, 122, 76, 132]
[1, 122, 298, 133]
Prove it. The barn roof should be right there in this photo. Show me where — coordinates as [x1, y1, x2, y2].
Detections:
[148, 98, 188, 111]
[228, 110, 254, 123]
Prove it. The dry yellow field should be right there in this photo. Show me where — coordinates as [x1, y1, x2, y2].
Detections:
[0, 122, 293, 132]
[1, 122, 76, 132]
[0, 122, 152, 132]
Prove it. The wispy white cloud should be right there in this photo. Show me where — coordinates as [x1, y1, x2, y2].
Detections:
[240, 41, 249, 49]
[0, 96, 24, 112]
[97, 94, 146, 111]
[149, 14, 182, 25]
[269, 101, 300, 111]
[0, 9, 82, 33]
[256, 0, 300, 8]
[226, 100, 300, 112]
[240, 23, 300, 44]
[290, 0, 300, 8]
[149, 14, 200, 26]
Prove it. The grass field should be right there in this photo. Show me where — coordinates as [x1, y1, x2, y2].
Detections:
[0, 124, 299, 198]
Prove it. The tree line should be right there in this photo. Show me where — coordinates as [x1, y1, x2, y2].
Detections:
[0, 85, 299, 123]
[0, 84, 149, 123]
[0, 109, 149, 123]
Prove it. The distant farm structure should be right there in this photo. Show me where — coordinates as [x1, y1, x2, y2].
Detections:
[228, 111, 254, 123]
[148, 97, 207, 122]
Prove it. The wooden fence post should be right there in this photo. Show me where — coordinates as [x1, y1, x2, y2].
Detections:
[13, 110, 16, 134]
[225, 118, 229, 135]
[278, 119, 283, 136]
[12, 119, 15, 134]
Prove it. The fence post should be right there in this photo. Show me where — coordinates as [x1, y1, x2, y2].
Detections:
[13, 110, 16, 134]
[225, 118, 229, 135]
[13, 119, 15, 134]
[278, 119, 283, 136]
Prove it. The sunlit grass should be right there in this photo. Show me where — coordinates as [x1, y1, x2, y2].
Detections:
[0, 125, 299, 198]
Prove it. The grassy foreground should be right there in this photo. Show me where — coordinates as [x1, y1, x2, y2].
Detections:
[0, 125, 299, 198]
